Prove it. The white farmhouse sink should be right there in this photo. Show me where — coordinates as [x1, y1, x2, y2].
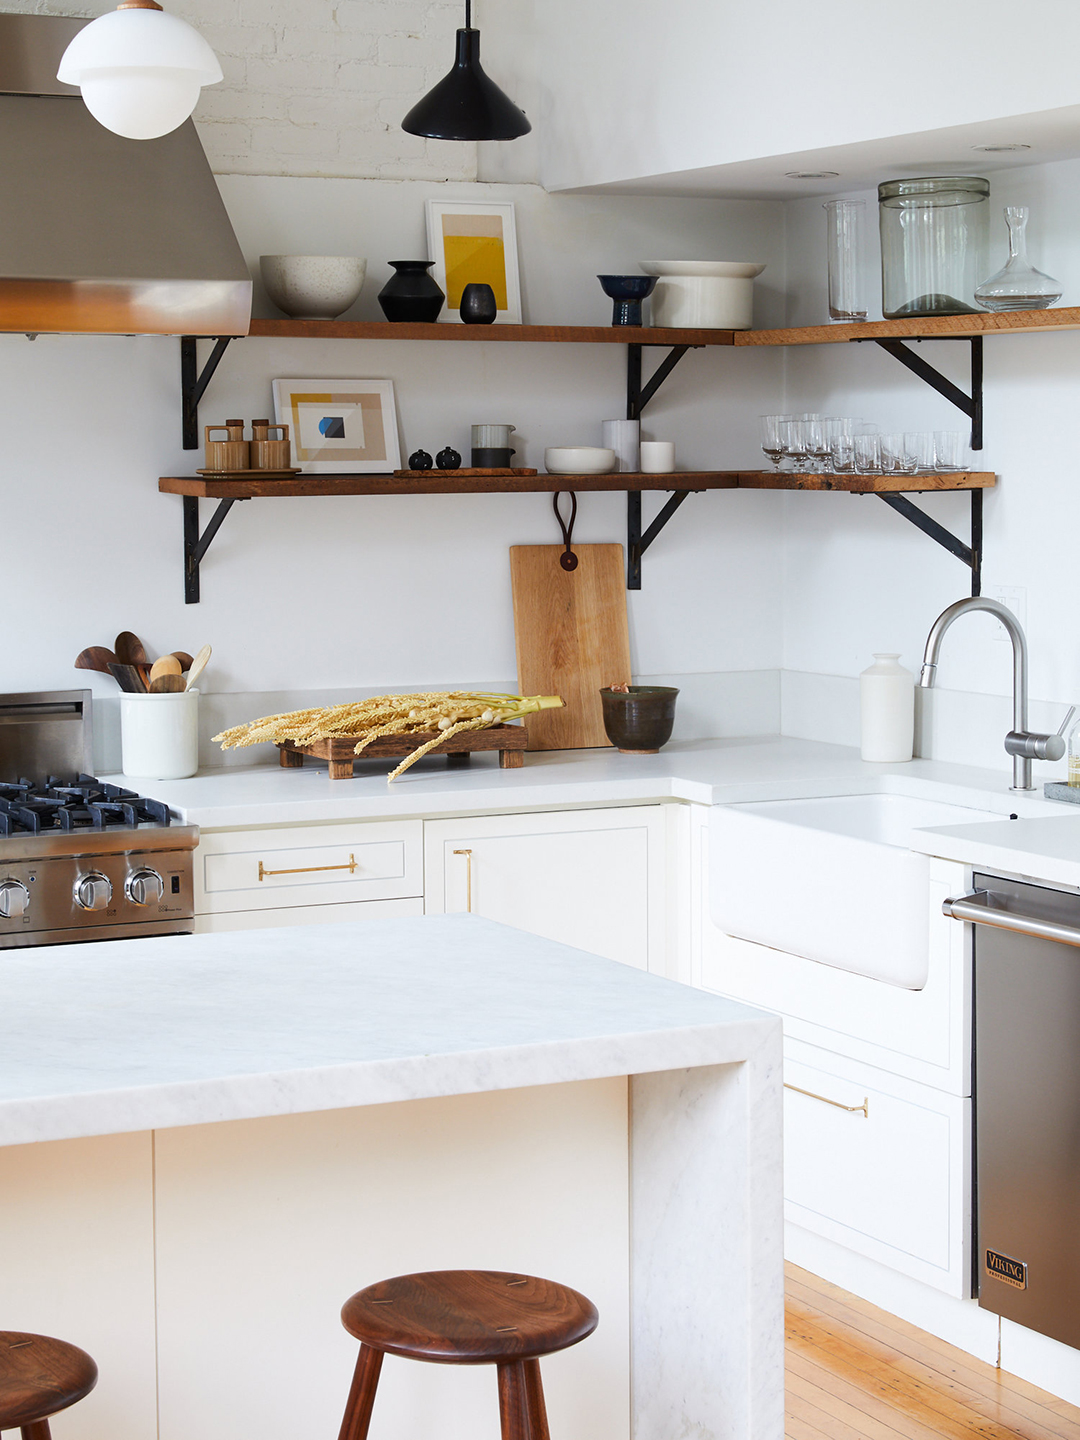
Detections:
[710, 792, 1000, 988]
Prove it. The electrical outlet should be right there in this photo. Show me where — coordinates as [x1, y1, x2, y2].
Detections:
[989, 585, 1027, 639]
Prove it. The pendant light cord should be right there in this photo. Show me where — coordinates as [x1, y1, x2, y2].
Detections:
[464, 0, 471, 28]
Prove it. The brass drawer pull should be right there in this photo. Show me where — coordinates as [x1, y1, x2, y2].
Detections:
[785, 1082, 868, 1119]
[453, 849, 472, 912]
[258, 853, 358, 881]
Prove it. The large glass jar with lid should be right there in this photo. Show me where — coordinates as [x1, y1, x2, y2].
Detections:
[878, 176, 990, 318]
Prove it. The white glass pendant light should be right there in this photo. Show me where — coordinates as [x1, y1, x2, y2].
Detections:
[57, 0, 222, 141]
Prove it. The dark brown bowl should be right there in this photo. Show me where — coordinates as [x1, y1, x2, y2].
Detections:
[599, 686, 679, 753]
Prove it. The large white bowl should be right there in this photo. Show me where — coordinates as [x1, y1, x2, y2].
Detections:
[544, 446, 616, 474]
[260, 255, 367, 320]
[639, 260, 766, 278]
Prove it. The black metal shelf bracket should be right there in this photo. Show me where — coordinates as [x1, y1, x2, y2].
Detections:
[877, 487, 983, 596]
[625, 341, 698, 589]
[183, 495, 244, 603]
[181, 336, 233, 450]
[871, 336, 984, 450]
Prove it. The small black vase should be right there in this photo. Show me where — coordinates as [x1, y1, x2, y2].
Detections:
[378, 261, 445, 323]
[460, 283, 498, 324]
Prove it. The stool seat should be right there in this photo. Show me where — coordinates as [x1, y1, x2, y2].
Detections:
[0, 1332, 97, 1432]
[341, 1270, 598, 1364]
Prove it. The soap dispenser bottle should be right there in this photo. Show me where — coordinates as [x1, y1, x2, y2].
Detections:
[860, 653, 914, 762]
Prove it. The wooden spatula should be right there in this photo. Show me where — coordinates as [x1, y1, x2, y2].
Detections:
[75, 646, 117, 675]
[150, 674, 187, 693]
[185, 644, 211, 691]
[114, 632, 148, 666]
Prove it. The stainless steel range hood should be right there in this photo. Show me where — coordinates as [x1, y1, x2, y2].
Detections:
[0, 13, 250, 336]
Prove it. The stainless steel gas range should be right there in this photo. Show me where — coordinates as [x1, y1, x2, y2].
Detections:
[0, 690, 197, 947]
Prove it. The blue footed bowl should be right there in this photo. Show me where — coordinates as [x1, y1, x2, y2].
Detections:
[597, 274, 658, 326]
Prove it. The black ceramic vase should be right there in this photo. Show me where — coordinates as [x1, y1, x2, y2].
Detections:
[460, 283, 498, 324]
[378, 261, 445, 322]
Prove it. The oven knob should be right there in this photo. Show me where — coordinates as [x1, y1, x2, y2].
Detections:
[0, 879, 29, 919]
[126, 868, 164, 907]
[74, 872, 113, 911]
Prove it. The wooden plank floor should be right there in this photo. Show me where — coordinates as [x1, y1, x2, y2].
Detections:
[787, 1263, 1080, 1440]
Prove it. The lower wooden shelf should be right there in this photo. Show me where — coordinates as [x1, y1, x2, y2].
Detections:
[158, 469, 994, 500]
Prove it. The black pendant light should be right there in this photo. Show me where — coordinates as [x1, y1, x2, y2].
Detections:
[401, 0, 530, 142]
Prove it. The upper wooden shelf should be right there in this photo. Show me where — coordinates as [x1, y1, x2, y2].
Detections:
[246, 319, 735, 345]
[160, 470, 994, 500]
[734, 306, 1080, 347]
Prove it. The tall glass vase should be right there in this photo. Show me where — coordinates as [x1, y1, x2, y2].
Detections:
[975, 206, 1062, 311]
[824, 200, 867, 322]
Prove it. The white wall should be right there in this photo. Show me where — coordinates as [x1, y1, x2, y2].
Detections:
[779, 157, 1080, 768]
[480, 0, 1080, 193]
[3, 175, 785, 718]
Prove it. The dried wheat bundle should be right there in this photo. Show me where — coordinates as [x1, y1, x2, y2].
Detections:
[213, 691, 563, 781]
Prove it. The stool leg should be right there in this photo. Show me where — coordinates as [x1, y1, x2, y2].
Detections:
[337, 1344, 383, 1440]
[497, 1360, 530, 1440]
[522, 1359, 550, 1440]
[21, 1423, 52, 1440]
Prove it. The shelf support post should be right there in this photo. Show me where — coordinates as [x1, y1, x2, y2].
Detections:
[876, 486, 984, 596]
[183, 495, 239, 603]
[871, 336, 984, 450]
[181, 336, 233, 450]
[627, 490, 692, 590]
[625, 342, 694, 587]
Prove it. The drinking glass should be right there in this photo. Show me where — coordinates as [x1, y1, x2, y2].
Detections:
[829, 417, 860, 474]
[824, 200, 868, 322]
[760, 414, 790, 470]
[779, 418, 810, 470]
[853, 425, 881, 474]
[896, 433, 920, 474]
[908, 431, 937, 472]
[880, 433, 905, 473]
[934, 430, 969, 471]
[802, 415, 828, 470]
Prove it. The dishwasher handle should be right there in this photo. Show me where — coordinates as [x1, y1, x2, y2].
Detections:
[943, 890, 1080, 949]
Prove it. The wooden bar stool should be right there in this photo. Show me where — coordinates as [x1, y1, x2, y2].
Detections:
[337, 1270, 598, 1440]
[0, 1332, 97, 1440]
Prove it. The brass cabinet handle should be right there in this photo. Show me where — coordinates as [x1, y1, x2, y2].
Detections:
[258, 853, 358, 881]
[785, 1082, 868, 1119]
[452, 849, 472, 912]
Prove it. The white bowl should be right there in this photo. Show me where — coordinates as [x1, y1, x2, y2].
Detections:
[639, 260, 766, 279]
[544, 447, 617, 474]
[650, 275, 758, 329]
[260, 255, 367, 320]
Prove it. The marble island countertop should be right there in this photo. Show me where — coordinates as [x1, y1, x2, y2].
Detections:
[0, 913, 778, 1148]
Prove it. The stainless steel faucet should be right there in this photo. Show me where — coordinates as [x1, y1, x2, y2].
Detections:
[919, 597, 1075, 791]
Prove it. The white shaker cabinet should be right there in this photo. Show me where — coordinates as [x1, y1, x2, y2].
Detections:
[423, 806, 674, 973]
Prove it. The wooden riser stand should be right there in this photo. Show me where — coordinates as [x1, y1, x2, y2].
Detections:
[277, 725, 528, 780]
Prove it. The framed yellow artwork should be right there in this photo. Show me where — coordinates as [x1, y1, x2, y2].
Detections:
[272, 378, 401, 473]
[426, 200, 521, 324]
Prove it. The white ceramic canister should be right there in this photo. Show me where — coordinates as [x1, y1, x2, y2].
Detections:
[640, 440, 676, 474]
[859, 654, 914, 762]
[601, 418, 640, 472]
[120, 689, 200, 779]
[641, 261, 766, 330]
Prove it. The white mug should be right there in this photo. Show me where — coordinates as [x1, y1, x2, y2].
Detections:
[640, 440, 676, 474]
[601, 419, 640, 473]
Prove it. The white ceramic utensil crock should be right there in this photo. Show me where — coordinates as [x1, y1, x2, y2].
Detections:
[120, 689, 199, 779]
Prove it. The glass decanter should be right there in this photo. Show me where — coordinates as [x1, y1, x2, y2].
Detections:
[975, 206, 1062, 311]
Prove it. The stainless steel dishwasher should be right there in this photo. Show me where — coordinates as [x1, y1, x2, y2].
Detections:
[946, 873, 1080, 1349]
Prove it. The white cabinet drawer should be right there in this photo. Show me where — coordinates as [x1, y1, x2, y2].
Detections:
[193, 896, 424, 933]
[783, 1039, 969, 1296]
[195, 821, 423, 914]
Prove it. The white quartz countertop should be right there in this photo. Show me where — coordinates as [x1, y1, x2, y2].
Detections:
[105, 735, 1070, 829]
[912, 813, 1080, 889]
[0, 914, 777, 1148]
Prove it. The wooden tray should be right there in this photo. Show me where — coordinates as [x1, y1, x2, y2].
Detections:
[392, 467, 538, 478]
[197, 467, 301, 478]
[277, 724, 528, 779]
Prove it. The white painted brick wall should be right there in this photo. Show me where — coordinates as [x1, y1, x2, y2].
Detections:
[9, 0, 477, 180]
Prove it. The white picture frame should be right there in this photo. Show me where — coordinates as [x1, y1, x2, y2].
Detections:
[426, 199, 522, 324]
[272, 378, 401, 474]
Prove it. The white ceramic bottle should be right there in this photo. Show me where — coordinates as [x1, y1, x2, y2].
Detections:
[860, 653, 914, 762]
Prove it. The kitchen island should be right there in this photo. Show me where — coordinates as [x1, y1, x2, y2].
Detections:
[0, 914, 783, 1440]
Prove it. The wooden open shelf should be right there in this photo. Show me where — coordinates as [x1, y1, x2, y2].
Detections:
[246, 318, 735, 345]
[243, 306, 1080, 349]
[160, 470, 994, 500]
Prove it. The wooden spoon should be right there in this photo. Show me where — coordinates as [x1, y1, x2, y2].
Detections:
[108, 662, 148, 693]
[149, 655, 182, 683]
[185, 644, 211, 691]
[150, 673, 187, 693]
[170, 652, 194, 672]
[74, 646, 117, 675]
[114, 632, 148, 667]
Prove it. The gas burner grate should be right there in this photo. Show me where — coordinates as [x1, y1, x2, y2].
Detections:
[0, 775, 174, 834]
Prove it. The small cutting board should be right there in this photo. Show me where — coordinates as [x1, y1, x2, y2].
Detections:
[510, 543, 631, 750]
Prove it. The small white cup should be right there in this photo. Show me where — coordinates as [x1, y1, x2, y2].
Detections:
[120, 689, 199, 780]
[601, 419, 640, 472]
[640, 440, 676, 474]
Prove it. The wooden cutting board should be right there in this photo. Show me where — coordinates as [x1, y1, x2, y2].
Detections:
[510, 543, 631, 750]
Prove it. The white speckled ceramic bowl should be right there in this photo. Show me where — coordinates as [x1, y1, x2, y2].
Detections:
[545, 447, 617, 474]
[260, 255, 367, 320]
